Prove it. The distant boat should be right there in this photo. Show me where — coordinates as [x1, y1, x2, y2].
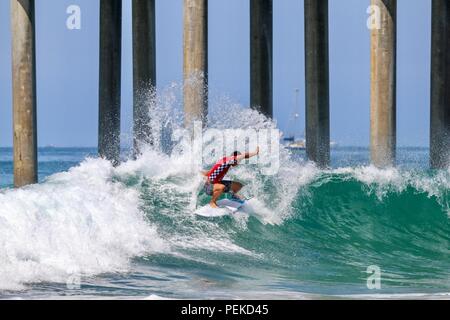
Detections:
[282, 89, 307, 151]
[285, 139, 337, 151]
[281, 89, 303, 150]
[286, 139, 306, 150]
[282, 89, 337, 151]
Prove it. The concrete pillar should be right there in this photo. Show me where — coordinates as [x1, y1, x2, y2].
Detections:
[370, 0, 396, 167]
[99, 0, 122, 165]
[132, 0, 156, 155]
[304, 0, 330, 168]
[250, 0, 273, 118]
[430, 0, 450, 169]
[11, 0, 37, 187]
[183, 0, 208, 128]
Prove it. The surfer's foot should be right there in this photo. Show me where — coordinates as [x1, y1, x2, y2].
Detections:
[209, 202, 219, 208]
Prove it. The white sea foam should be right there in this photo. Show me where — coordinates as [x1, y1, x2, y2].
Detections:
[117, 86, 320, 229]
[0, 158, 167, 290]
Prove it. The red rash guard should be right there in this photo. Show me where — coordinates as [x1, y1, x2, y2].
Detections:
[206, 156, 238, 184]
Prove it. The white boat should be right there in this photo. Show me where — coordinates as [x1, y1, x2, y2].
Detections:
[286, 139, 306, 150]
[281, 89, 337, 151]
[283, 89, 306, 150]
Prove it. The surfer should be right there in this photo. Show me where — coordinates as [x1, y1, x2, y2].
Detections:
[202, 147, 260, 208]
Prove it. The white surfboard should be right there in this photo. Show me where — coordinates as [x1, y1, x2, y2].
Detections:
[194, 199, 246, 217]
[195, 198, 277, 224]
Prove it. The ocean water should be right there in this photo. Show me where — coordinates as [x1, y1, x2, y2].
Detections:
[0, 106, 448, 300]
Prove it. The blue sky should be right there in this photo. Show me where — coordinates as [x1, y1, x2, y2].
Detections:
[0, 0, 431, 147]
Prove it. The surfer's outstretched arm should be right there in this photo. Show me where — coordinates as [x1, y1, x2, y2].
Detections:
[236, 147, 259, 161]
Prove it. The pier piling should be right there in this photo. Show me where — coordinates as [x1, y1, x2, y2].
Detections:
[99, 0, 122, 165]
[304, 0, 330, 168]
[183, 0, 208, 128]
[430, 0, 450, 169]
[11, 0, 38, 187]
[250, 0, 273, 118]
[370, 0, 397, 168]
[132, 0, 156, 156]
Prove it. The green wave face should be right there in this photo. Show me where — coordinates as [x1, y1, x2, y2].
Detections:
[285, 175, 449, 292]
[133, 165, 450, 296]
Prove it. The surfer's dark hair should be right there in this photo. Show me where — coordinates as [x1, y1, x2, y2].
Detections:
[233, 151, 242, 157]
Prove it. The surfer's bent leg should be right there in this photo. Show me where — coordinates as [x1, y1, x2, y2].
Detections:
[210, 184, 226, 208]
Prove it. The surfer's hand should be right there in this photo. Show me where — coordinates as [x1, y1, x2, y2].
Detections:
[242, 147, 260, 160]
